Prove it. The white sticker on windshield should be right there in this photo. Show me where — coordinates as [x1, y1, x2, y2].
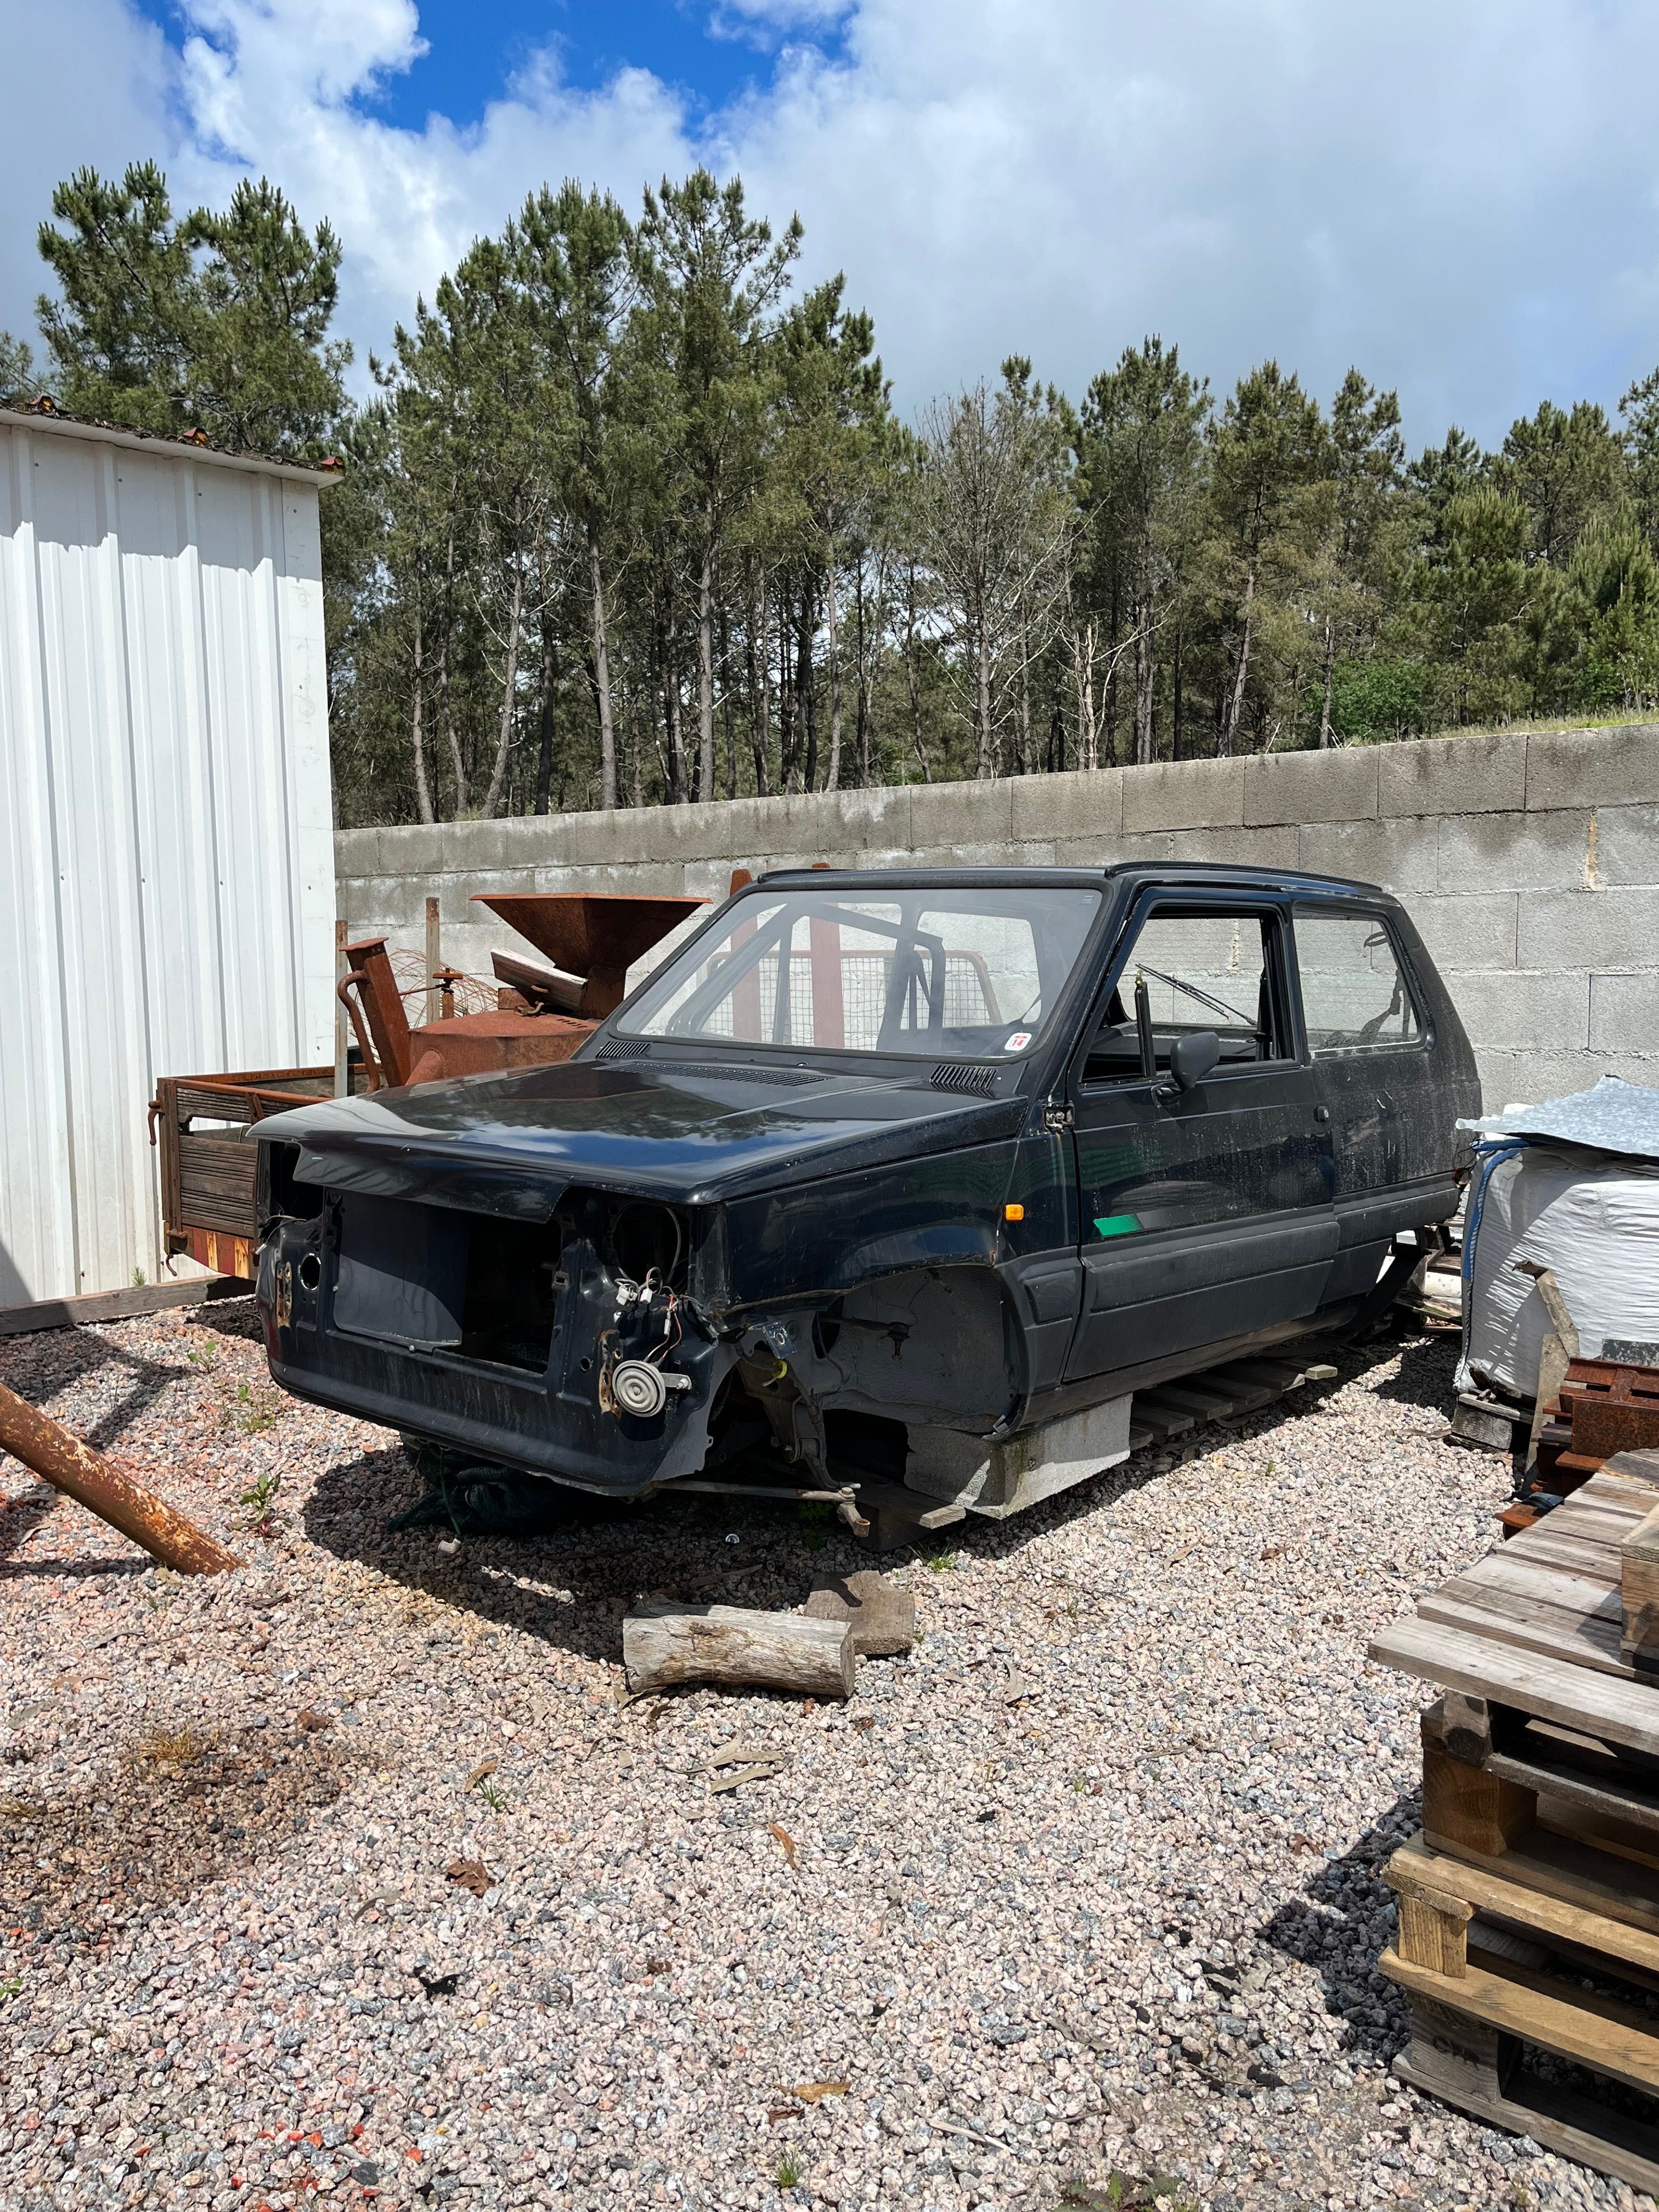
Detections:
[1005, 1030, 1032, 1052]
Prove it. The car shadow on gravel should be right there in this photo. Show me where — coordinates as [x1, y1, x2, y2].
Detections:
[1258, 1790, 1421, 2070]
[301, 1444, 791, 1664]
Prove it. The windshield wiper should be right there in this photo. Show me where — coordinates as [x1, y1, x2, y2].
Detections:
[1135, 963, 1255, 1029]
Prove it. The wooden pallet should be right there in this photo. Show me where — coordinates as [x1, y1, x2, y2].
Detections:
[1381, 1832, 1659, 2192]
[1370, 1452, 1659, 2185]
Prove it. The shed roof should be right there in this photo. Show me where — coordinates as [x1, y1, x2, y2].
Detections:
[0, 396, 343, 486]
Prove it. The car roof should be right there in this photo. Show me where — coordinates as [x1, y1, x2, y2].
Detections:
[757, 860, 1390, 900]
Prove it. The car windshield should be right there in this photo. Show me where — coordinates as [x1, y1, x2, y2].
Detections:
[619, 885, 1103, 1058]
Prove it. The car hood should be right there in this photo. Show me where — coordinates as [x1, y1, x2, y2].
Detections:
[252, 1056, 1024, 1215]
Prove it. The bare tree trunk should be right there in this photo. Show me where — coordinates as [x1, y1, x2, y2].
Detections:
[1318, 614, 1336, 748]
[1018, 628, 1034, 775]
[825, 566, 843, 792]
[410, 619, 435, 825]
[778, 583, 797, 792]
[1074, 619, 1097, 771]
[906, 557, 931, 782]
[587, 512, 618, 808]
[697, 535, 715, 802]
[1134, 560, 1156, 767]
[800, 586, 818, 793]
[535, 619, 556, 816]
[631, 696, 644, 806]
[855, 559, 871, 787]
[1221, 564, 1256, 758]
[746, 574, 771, 797]
[720, 611, 736, 800]
[975, 617, 995, 779]
[1172, 628, 1183, 761]
[438, 510, 469, 816]
[482, 551, 525, 819]
[666, 667, 687, 803]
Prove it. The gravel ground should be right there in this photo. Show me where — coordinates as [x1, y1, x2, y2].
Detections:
[0, 1301, 1650, 2212]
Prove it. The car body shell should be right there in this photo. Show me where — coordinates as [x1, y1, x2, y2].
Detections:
[251, 863, 1479, 1504]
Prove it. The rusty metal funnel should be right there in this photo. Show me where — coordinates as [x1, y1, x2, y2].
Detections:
[472, 893, 707, 1014]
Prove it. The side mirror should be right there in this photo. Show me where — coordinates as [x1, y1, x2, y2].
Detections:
[1159, 1029, 1221, 1099]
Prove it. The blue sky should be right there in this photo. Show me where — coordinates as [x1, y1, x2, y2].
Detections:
[131, 0, 840, 133]
[6, 1, 1659, 447]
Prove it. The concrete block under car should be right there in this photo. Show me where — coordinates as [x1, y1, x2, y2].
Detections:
[905, 1395, 1132, 1518]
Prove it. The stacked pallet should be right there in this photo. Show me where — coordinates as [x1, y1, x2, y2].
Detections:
[1369, 1449, 1659, 2192]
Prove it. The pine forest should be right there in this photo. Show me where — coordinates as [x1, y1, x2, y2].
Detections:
[8, 160, 1659, 825]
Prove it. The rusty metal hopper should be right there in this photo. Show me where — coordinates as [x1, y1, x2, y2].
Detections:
[472, 893, 707, 1015]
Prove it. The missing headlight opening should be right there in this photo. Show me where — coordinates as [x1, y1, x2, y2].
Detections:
[608, 1199, 686, 1289]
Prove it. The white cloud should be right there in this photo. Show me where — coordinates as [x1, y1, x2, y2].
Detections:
[0, 0, 173, 361]
[7, 0, 1659, 444]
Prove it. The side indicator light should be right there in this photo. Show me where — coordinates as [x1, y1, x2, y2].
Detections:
[1003, 1203, 1025, 1222]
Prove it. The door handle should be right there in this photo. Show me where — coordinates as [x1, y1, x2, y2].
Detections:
[1313, 1105, 1330, 1124]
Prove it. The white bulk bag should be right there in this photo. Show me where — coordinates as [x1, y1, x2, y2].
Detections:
[1464, 1144, 1659, 1399]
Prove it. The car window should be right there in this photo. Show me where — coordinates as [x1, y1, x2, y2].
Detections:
[1084, 908, 1288, 1084]
[1293, 908, 1422, 1055]
[620, 887, 1102, 1058]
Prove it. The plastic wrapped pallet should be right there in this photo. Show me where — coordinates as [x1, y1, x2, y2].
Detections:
[1461, 1146, 1659, 1398]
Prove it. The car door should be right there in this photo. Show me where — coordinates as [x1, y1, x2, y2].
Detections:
[1062, 890, 1339, 1386]
[1288, 900, 1458, 1289]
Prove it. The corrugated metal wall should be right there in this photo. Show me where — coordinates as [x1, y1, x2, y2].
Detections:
[0, 416, 336, 1306]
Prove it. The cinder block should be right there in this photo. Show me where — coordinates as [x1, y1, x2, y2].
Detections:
[1301, 817, 1438, 891]
[910, 776, 1014, 848]
[1243, 747, 1379, 827]
[564, 861, 690, 898]
[1519, 885, 1659, 969]
[340, 872, 438, 933]
[1054, 831, 1172, 869]
[728, 785, 913, 864]
[1480, 1048, 1655, 1110]
[1122, 756, 1245, 833]
[1166, 825, 1300, 870]
[1592, 804, 1659, 888]
[1011, 768, 1125, 844]
[1436, 811, 1593, 892]
[916, 840, 1056, 870]
[1590, 972, 1659, 1052]
[1471, 1049, 1522, 1113]
[1526, 723, 1659, 811]
[1379, 731, 1529, 819]
[334, 827, 382, 880]
[1447, 969, 1589, 1054]
[438, 866, 540, 929]
[1400, 893, 1519, 972]
[738, 846, 921, 878]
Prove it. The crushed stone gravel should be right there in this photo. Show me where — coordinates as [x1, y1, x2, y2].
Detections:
[0, 1302, 1647, 2212]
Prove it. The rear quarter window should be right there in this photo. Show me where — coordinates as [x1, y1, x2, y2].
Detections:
[1293, 907, 1423, 1056]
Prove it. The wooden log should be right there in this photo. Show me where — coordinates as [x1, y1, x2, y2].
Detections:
[0, 1375, 242, 1575]
[623, 1601, 855, 1699]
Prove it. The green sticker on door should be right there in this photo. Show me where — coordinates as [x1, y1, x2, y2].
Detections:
[1093, 1213, 1143, 1238]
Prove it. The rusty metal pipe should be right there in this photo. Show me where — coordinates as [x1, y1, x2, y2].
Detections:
[0, 1376, 242, 1575]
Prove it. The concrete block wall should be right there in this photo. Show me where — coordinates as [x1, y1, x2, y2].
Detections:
[336, 723, 1659, 1109]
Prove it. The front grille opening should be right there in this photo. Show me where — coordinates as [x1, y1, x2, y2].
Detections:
[459, 1216, 565, 1373]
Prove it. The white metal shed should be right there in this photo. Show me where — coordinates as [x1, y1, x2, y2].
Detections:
[0, 402, 337, 1311]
